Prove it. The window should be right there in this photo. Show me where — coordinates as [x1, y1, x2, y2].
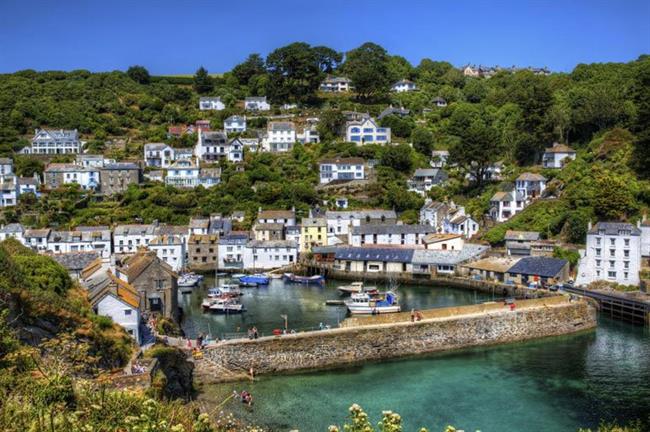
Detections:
[624, 272, 628, 279]
[609, 249, 615, 257]
[610, 238, 616, 246]
[624, 261, 630, 269]
[609, 260, 615, 268]
[596, 237, 601, 245]
[595, 248, 601, 257]
[624, 250, 629, 258]
[608, 271, 616, 279]
[124, 309, 132, 316]
[624, 238, 630, 247]
[596, 260, 601, 267]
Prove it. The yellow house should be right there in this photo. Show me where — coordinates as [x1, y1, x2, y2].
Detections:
[300, 218, 328, 252]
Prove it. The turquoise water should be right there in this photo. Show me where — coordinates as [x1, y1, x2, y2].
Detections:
[180, 279, 650, 431]
[179, 277, 493, 338]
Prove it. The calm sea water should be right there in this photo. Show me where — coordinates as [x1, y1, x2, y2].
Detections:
[179, 277, 650, 432]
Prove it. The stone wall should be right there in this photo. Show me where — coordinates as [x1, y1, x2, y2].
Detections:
[204, 297, 596, 377]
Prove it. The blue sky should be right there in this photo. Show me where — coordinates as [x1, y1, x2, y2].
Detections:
[0, 0, 648, 74]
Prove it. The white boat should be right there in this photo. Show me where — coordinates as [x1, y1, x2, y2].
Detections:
[208, 298, 245, 314]
[338, 281, 377, 295]
[231, 273, 247, 279]
[178, 273, 202, 287]
[345, 291, 401, 315]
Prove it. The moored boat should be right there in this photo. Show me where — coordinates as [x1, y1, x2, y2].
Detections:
[178, 272, 202, 287]
[337, 281, 377, 295]
[208, 298, 245, 313]
[283, 273, 325, 285]
[239, 274, 270, 285]
[345, 291, 400, 315]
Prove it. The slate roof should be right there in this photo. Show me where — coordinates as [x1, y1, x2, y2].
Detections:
[319, 157, 365, 165]
[219, 232, 250, 245]
[102, 162, 139, 170]
[24, 228, 50, 238]
[45, 163, 97, 173]
[335, 247, 415, 263]
[377, 106, 410, 120]
[516, 172, 546, 181]
[544, 143, 575, 154]
[144, 143, 170, 152]
[504, 230, 540, 241]
[149, 235, 183, 246]
[258, 209, 295, 219]
[0, 157, 13, 164]
[412, 244, 488, 265]
[302, 218, 327, 227]
[225, 115, 245, 123]
[246, 96, 267, 102]
[413, 168, 446, 179]
[588, 222, 641, 236]
[0, 223, 24, 234]
[51, 251, 100, 271]
[325, 210, 397, 220]
[114, 224, 157, 236]
[490, 190, 524, 202]
[506, 256, 568, 278]
[352, 224, 436, 235]
[247, 240, 297, 248]
[119, 250, 176, 281]
[268, 121, 295, 132]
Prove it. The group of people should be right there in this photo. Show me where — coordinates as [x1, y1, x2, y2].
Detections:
[247, 327, 259, 339]
[410, 309, 423, 322]
[233, 390, 253, 406]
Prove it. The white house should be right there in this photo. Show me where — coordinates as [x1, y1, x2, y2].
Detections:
[224, 115, 246, 134]
[489, 190, 526, 223]
[144, 143, 176, 168]
[516, 173, 547, 200]
[423, 233, 465, 251]
[420, 200, 450, 229]
[195, 131, 242, 163]
[148, 235, 186, 272]
[407, 168, 448, 195]
[391, 79, 417, 92]
[349, 224, 436, 248]
[243, 240, 297, 270]
[640, 218, 650, 257]
[266, 122, 296, 152]
[113, 223, 158, 254]
[257, 208, 296, 226]
[0, 223, 25, 243]
[0, 158, 13, 176]
[0, 176, 18, 207]
[217, 233, 249, 271]
[297, 126, 320, 144]
[319, 157, 365, 184]
[21, 129, 82, 154]
[239, 138, 259, 153]
[576, 222, 642, 287]
[430, 150, 450, 168]
[165, 160, 221, 188]
[325, 210, 397, 236]
[47, 226, 112, 258]
[542, 143, 576, 169]
[443, 210, 480, 239]
[23, 228, 50, 251]
[245, 96, 270, 111]
[43, 163, 100, 190]
[320, 76, 353, 92]
[76, 154, 113, 169]
[346, 117, 391, 145]
[199, 97, 225, 111]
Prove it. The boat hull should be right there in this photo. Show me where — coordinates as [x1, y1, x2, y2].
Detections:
[347, 306, 401, 315]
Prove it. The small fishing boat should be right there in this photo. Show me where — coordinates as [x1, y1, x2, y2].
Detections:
[337, 281, 377, 295]
[345, 291, 400, 315]
[178, 272, 202, 287]
[208, 298, 245, 314]
[239, 274, 270, 285]
[217, 283, 242, 296]
[231, 273, 247, 279]
[283, 273, 325, 285]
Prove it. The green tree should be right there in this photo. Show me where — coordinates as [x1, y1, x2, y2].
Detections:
[380, 144, 413, 172]
[312, 46, 343, 73]
[411, 127, 434, 155]
[231, 53, 266, 86]
[343, 42, 391, 99]
[265, 42, 323, 103]
[193, 66, 213, 94]
[380, 115, 413, 138]
[318, 109, 346, 142]
[126, 65, 151, 84]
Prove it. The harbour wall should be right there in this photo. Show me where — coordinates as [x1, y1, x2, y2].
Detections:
[203, 296, 596, 377]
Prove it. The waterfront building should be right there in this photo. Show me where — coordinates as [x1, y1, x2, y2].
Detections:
[349, 224, 436, 248]
[319, 157, 365, 184]
[506, 256, 570, 285]
[243, 240, 298, 270]
[199, 97, 225, 111]
[345, 117, 391, 145]
[462, 257, 521, 282]
[576, 221, 642, 286]
[333, 247, 413, 273]
[187, 234, 219, 271]
[147, 235, 186, 272]
[217, 232, 249, 271]
[300, 218, 327, 252]
[542, 143, 576, 169]
[116, 250, 179, 322]
[410, 243, 488, 276]
[21, 128, 82, 154]
[641, 217, 650, 258]
[422, 233, 465, 251]
[326, 209, 397, 237]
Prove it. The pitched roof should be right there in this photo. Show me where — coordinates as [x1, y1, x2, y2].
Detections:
[268, 121, 295, 132]
[258, 209, 295, 219]
[544, 143, 575, 154]
[413, 168, 446, 178]
[24, 228, 51, 238]
[490, 190, 524, 202]
[335, 247, 414, 263]
[0, 223, 24, 233]
[51, 251, 100, 271]
[119, 250, 176, 281]
[352, 224, 436, 235]
[325, 209, 397, 220]
[319, 157, 365, 165]
[516, 172, 546, 181]
[504, 230, 541, 241]
[506, 256, 568, 278]
[102, 162, 139, 170]
[149, 235, 183, 246]
[247, 239, 297, 248]
[588, 222, 641, 236]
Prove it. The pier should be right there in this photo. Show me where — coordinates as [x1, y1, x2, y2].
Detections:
[562, 286, 650, 325]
